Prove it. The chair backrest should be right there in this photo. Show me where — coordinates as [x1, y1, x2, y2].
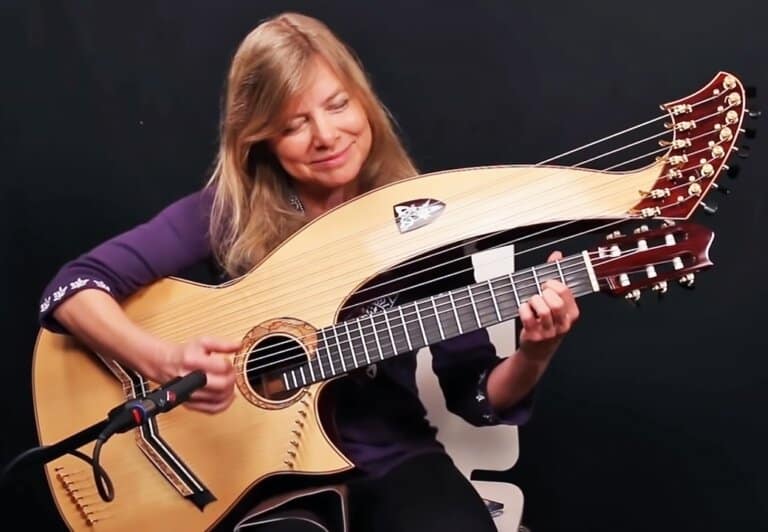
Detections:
[415, 244, 519, 477]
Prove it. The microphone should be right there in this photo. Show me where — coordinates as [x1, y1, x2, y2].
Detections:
[98, 370, 207, 441]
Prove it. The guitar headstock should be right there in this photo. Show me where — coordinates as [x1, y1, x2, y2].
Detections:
[591, 222, 714, 302]
[630, 72, 758, 220]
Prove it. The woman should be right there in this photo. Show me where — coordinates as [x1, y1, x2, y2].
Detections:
[38, 12, 579, 531]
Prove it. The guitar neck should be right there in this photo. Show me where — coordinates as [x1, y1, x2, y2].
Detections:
[281, 252, 599, 389]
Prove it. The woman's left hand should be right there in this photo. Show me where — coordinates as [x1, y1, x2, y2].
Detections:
[517, 251, 580, 361]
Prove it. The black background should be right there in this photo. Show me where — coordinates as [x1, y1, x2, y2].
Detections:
[2, 1, 767, 530]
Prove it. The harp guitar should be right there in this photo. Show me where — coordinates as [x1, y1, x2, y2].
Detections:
[31, 72, 753, 530]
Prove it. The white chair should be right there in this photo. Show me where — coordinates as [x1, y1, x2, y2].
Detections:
[415, 244, 524, 531]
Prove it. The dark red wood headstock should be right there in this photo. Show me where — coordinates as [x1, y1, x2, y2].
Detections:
[591, 222, 714, 300]
[630, 72, 752, 220]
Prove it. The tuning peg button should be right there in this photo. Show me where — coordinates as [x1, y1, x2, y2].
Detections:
[625, 289, 641, 303]
[736, 145, 751, 159]
[741, 127, 757, 139]
[678, 273, 696, 288]
[712, 182, 731, 195]
[700, 201, 718, 215]
[748, 109, 762, 119]
[652, 281, 669, 295]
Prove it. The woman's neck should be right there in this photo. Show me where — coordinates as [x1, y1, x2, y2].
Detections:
[294, 182, 359, 219]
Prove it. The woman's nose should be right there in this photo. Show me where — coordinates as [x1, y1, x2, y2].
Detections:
[311, 114, 339, 147]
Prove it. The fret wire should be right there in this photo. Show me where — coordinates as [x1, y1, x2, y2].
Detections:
[355, 318, 372, 365]
[344, 322, 357, 369]
[317, 258, 591, 367]
[414, 302, 429, 344]
[430, 296, 446, 340]
[491, 277, 516, 320]
[467, 286, 481, 328]
[306, 346, 316, 382]
[288, 256, 593, 387]
[448, 292, 463, 334]
[329, 327, 342, 375]
[317, 329, 329, 379]
[531, 267, 542, 295]
[508, 274, 521, 307]
[486, 279, 502, 321]
[331, 327, 346, 373]
[555, 260, 565, 283]
[398, 306, 413, 351]
[383, 311, 398, 357]
[370, 314, 385, 360]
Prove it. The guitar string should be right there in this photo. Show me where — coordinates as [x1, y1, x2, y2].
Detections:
[133, 145, 724, 388]
[240, 248, 688, 379]
[130, 148, 732, 392]
[138, 255, 603, 392]
[93, 87, 740, 498]
[242, 255, 597, 375]
[130, 106, 712, 336]
[128, 88, 733, 325]
[129, 89, 736, 335]
[532, 90, 723, 165]
[120, 93, 742, 386]
[139, 120, 733, 345]
[136, 142, 728, 354]
[236, 118, 729, 322]
[235, 210, 692, 372]
[134, 217, 619, 391]
[150, 250, 596, 386]
[134, 212, 700, 390]
[130, 95, 736, 350]
[237, 225, 694, 375]
[52, 83, 736, 494]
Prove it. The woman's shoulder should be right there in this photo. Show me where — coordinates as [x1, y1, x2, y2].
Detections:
[160, 186, 215, 218]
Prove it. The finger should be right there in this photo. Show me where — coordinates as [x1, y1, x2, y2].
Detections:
[544, 280, 580, 319]
[195, 353, 235, 376]
[518, 302, 538, 332]
[527, 294, 554, 332]
[201, 370, 236, 395]
[547, 250, 563, 263]
[198, 336, 242, 354]
[541, 288, 570, 332]
[190, 386, 233, 404]
[185, 394, 235, 414]
[541, 288, 565, 316]
[189, 372, 236, 402]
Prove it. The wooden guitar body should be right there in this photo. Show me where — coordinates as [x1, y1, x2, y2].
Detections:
[32, 163, 661, 530]
[31, 71, 749, 530]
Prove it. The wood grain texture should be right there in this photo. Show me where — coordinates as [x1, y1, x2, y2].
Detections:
[32, 162, 661, 530]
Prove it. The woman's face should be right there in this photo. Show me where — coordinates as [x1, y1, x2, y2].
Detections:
[268, 58, 372, 198]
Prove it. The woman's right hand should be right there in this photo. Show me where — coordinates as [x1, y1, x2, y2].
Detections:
[159, 336, 242, 414]
[53, 290, 242, 414]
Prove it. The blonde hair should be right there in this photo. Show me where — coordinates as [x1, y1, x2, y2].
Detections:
[207, 12, 417, 277]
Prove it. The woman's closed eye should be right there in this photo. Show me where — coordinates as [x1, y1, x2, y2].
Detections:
[282, 117, 308, 135]
[328, 96, 349, 111]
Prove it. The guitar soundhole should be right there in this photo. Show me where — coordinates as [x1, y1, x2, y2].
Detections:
[245, 334, 305, 401]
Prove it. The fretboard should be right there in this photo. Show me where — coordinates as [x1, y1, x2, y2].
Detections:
[281, 252, 598, 390]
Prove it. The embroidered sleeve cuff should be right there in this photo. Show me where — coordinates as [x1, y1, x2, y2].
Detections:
[39, 277, 114, 334]
[475, 363, 535, 426]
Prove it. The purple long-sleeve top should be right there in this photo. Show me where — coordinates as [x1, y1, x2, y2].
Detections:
[38, 188, 533, 477]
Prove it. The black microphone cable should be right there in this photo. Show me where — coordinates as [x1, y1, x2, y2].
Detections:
[90, 370, 207, 501]
[1, 370, 206, 503]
